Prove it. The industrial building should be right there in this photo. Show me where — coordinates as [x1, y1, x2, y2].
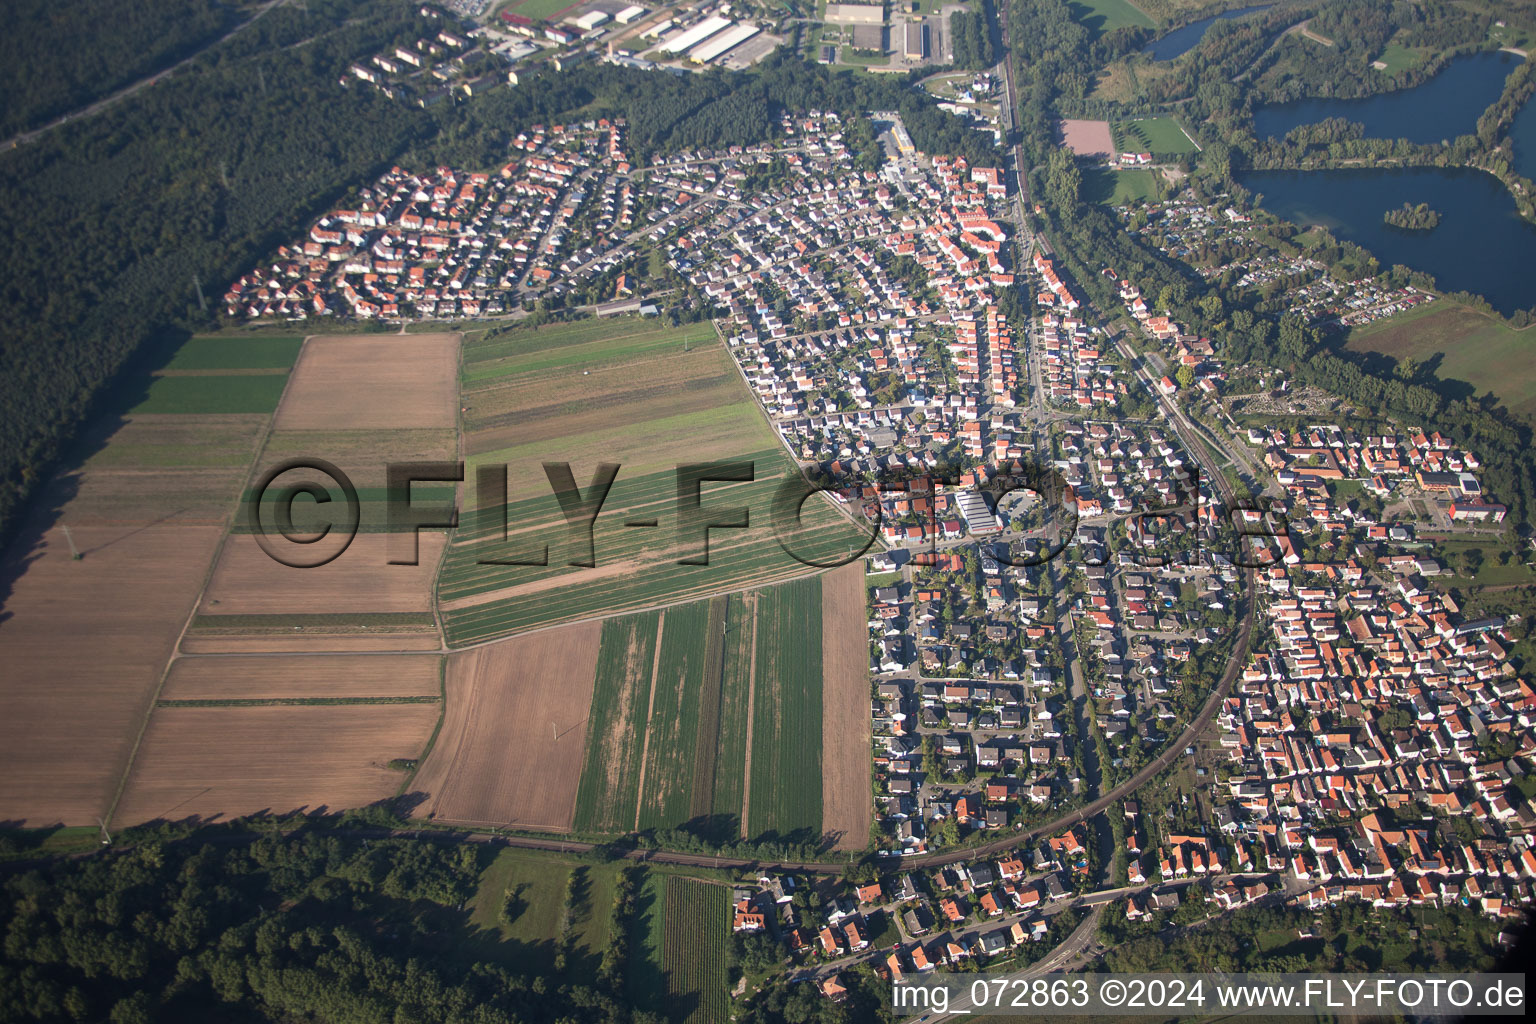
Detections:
[824, 3, 885, 25]
[690, 22, 759, 62]
[615, 4, 647, 23]
[661, 14, 731, 54]
[903, 20, 927, 60]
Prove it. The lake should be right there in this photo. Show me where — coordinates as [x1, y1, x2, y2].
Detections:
[1237, 166, 1536, 316]
[1143, 4, 1271, 61]
[1252, 50, 1524, 143]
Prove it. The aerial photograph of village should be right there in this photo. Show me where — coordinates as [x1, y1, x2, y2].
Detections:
[0, 0, 1533, 1021]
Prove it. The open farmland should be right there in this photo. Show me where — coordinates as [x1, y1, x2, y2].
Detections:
[439, 316, 866, 644]
[159, 654, 442, 700]
[1343, 301, 1536, 421]
[0, 335, 294, 827]
[745, 576, 824, 840]
[189, 334, 460, 646]
[636, 602, 715, 832]
[411, 620, 602, 831]
[113, 702, 440, 825]
[573, 611, 661, 833]
[660, 878, 731, 1024]
[574, 582, 808, 841]
[820, 565, 873, 850]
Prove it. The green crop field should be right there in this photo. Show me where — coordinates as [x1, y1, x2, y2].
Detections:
[574, 611, 660, 833]
[165, 335, 304, 371]
[1343, 301, 1536, 421]
[1113, 117, 1196, 154]
[441, 314, 870, 645]
[130, 372, 289, 414]
[1068, 0, 1154, 35]
[637, 601, 713, 831]
[745, 576, 824, 839]
[660, 878, 731, 1024]
[709, 593, 754, 835]
[462, 318, 717, 385]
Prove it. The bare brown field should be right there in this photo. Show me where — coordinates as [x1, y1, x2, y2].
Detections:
[113, 703, 441, 825]
[178, 633, 444, 654]
[197, 533, 446, 617]
[820, 564, 872, 851]
[0, 406, 272, 827]
[1059, 118, 1114, 158]
[275, 334, 459, 431]
[160, 654, 442, 700]
[0, 523, 224, 826]
[410, 620, 602, 830]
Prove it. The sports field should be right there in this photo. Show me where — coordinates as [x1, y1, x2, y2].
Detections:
[1343, 301, 1536, 420]
[1085, 167, 1163, 205]
[1113, 117, 1197, 154]
[1068, 0, 1154, 35]
[440, 316, 868, 644]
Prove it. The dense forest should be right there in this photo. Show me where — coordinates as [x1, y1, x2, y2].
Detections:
[0, 0, 1000, 549]
[0, 0, 235, 138]
[0, 828, 635, 1023]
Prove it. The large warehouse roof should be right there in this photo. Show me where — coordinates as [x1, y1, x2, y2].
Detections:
[661, 15, 731, 54]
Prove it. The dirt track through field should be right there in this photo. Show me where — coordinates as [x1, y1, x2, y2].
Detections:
[410, 620, 602, 830]
[820, 565, 872, 851]
[632, 611, 666, 831]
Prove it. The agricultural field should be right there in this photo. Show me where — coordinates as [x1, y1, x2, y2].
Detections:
[113, 701, 441, 825]
[410, 620, 602, 831]
[439, 316, 866, 645]
[1343, 301, 1536, 420]
[573, 577, 823, 842]
[162, 335, 305, 371]
[573, 611, 661, 834]
[129, 373, 289, 415]
[1067, 0, 1154, 35]
[745, 577, 825, 839]
[0, 335, 290, 827]
[820, 566, 874, 850]
[158, 654, 443, 700]
[659, 878, 732, 1024]
[637, 601, 717, 832]
[191, 334, 460, 645]
[1113, 116, 1197, 154]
